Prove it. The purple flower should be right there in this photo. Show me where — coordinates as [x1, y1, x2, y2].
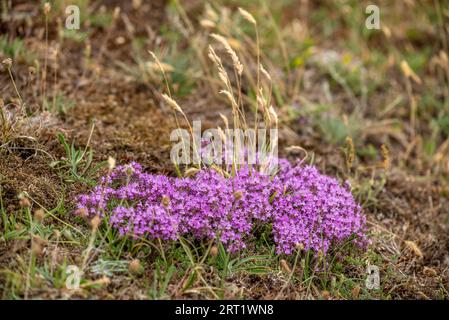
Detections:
[75, 160, 368, 254]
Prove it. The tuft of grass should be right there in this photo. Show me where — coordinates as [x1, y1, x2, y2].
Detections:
[43, 93, 75, 115]
[50, 130, 105, 184]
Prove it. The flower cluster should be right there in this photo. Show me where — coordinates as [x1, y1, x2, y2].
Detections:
[76, 161, 367, 255]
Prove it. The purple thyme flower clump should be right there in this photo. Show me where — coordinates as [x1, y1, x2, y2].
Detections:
[76, 160, 367, 255]
[271, 163, 366, 254]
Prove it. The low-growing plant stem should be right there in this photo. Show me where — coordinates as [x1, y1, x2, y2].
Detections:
[81, 226, 98, 272]
[24, 207, 34, 300]
[275, 248, 301, 299]
[42, 13, 49, 108]
[25, 193, 83, 236]
[7, 67, 23, 105]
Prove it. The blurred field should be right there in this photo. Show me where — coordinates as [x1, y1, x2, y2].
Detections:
[0, 0, 448, 299]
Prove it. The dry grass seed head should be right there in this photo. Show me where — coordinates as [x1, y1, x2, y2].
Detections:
[31, 235, 46, 256]
[31, 241, 43, 256]
[260, 64, 271, 82]
[217, 126, 226, 143]
[162, 94, 183, 114]
[321, 290, 330, 300]
[219, 113, 229, 129]
[352, 286, 361, 299]
[200, 19, 216, 29]
[2, 58, 12, 69]
[43, 2, 51, 15]
[19, 197, 31, 208]
[75, 207, 88, 219]
[205, 4, 219, 21]
[207, 45, 221, 66]
[345, 136, 355, 168]
[132, 0, 142, 10]
[129, 259, 142, 274]
[107, 157, 116, 171]
[113, 7, 121, 20]
[90, 215, 101, 231]
[238, 8, 256, 25]
[161, 195, 170, 207]
[184, 167, 200, 177]
[34, 209, 45, 223]
[210, 34, 243, 76]
[209, 245, 218, 257]
[404, 240, 423, 258]
[400, 60, 422, 84]
[148, 50, 171, 76]
[381, 144, 390, 170]
[233, 190, 243, 200]
[268, 106, 278, 126]
[280, 259, 291, 274]
[218, 70, 229, 86]
[219, 90, 237, 107]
